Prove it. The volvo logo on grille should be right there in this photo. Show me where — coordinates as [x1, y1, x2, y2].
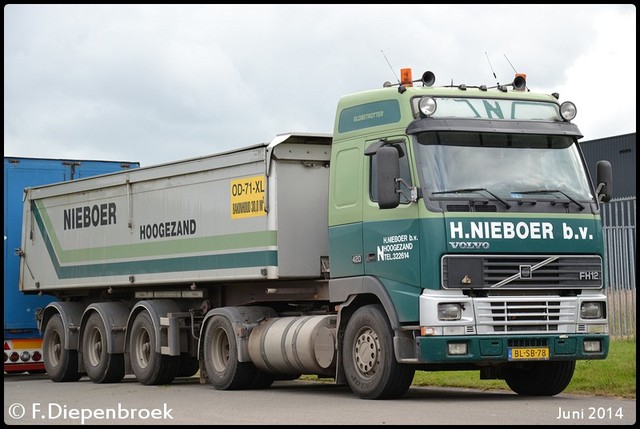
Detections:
[519, 265, 532, 279]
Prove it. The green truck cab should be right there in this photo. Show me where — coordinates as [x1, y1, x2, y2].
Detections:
[328, 70, 611, 398]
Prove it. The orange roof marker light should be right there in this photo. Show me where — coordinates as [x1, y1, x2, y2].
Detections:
[400, 68, 413, 87]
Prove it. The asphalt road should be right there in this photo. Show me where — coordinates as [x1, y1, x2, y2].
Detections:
[4, 374, 636, 425]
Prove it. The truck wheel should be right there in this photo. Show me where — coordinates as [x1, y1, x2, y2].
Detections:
[342, 304, 415, 399]
[129, 311, 178, 385]
[43, 314, 82, 382]
[504, 360, 576, 396]
[82, 312, 125, 383]
[203, 315, 258, 390]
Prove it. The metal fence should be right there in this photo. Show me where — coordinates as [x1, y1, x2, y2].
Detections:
[601, 197, 636, 339]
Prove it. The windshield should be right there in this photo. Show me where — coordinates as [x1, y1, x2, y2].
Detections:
[414, 132, 594, 203]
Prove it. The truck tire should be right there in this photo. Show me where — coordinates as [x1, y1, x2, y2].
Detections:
[129, 311, 178, 385]
[342, 304, 415, 399]
[82, 312, 125, 383]
[203, 315, 259, 390]
[43, 314, 82, 382]
[504, 360, 576, 396]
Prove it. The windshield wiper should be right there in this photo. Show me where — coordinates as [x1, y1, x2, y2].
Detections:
[431, 187, 511, 209]
[513, 189, 585, 210]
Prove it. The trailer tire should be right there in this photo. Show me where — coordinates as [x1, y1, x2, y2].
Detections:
[43, 314, 82, 382]
[504, 360, 576, 396]
[129, 311, 179, 385]
[82, 312, 125, 383]
[203, 315, 258, 390]
[342, 304, 415, 399]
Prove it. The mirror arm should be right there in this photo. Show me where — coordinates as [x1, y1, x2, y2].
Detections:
[396, 178, 419, 203]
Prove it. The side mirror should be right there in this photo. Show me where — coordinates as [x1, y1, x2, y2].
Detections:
[596, 160, 613, 203]
[376, 146, 401, 209]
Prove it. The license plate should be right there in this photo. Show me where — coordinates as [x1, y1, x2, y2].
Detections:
[508, 347, 550, 360]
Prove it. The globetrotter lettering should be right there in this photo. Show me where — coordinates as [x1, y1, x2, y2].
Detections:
[353, 111, 384, 122]
[139, 219, 197, 240]
[64, 203, 117, 230]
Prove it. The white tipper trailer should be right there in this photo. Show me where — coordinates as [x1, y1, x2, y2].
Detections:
[20, 133, 338, 388]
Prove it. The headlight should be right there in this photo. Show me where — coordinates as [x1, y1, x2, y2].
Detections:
[418, 97, 437, 117]
[581, 302, 604, 319]
[560, 101, 577, 121]
[438, 303, 461, 321]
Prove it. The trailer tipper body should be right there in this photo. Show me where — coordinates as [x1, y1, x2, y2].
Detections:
[4, 156, 139, 374]
[19, 70, 612, 399]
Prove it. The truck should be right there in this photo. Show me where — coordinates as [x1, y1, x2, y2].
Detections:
[18, 69, 613, 399]
[4, 156, 139, 374]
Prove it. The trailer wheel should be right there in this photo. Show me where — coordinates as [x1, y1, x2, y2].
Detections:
[43, 314, 82, 382]
[203, 315, 258, 390]
[82, 312, 125, 383]
[504, 360, 576, 396]
[342, 304, 415, 399]
[129, 311, 178, 385]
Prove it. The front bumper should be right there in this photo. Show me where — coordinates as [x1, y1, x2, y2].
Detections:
[415, 334, 609, 363]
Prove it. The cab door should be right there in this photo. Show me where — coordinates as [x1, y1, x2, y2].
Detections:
[362, 137, 421, 289]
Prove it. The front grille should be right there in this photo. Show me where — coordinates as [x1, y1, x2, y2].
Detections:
[475, 297, 578, 334]
[442, 254, 603, 289]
